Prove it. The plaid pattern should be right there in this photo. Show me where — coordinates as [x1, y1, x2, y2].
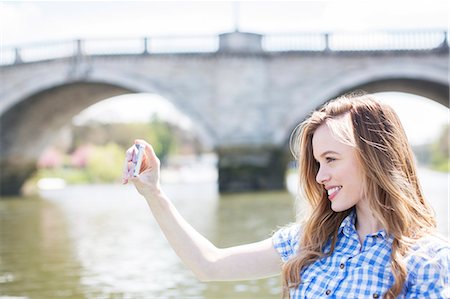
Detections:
[273, 210, 450, 299]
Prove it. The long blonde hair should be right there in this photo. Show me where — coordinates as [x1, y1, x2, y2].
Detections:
[284, 92, 437, 299]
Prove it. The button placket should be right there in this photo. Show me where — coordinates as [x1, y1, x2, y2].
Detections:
[324, 259, 346, 298]
[338, 256, 349, 272]
[323, 269, 340, 298]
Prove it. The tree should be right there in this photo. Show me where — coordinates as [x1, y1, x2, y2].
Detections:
[430, 123, 449, 172]
[86, 143, 125, 183]
[147, 117, 178, 162]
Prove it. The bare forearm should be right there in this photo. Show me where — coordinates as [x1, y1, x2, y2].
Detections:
[143, 190, 218, 281]
[123, 140, 282, 282]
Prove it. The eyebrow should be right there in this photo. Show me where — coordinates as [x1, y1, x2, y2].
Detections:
[314, 150, 340, 161]
[320, 150, 340, 157]
[313, 150, 339, 161]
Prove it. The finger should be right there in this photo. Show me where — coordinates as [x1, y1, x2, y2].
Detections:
[122, 156, 136, 184]
[128, 161, 135, 178]
[134, 139, 160, 169]
[122, 148, 132, 184]
[125, 146, 135, 163]
[123, 146, 139, 183]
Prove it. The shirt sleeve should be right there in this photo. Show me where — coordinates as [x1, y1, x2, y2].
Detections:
[272, 223, 301, 262]
[405, 241, 450, 299]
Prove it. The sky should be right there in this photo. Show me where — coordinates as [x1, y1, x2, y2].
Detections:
[1, 1, 449, 145]
[1, 1, 449, 45]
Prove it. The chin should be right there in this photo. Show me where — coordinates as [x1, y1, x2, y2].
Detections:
[330, 202, 350, 212]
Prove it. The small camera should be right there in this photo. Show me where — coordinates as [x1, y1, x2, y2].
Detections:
[133, 144, 145, 177]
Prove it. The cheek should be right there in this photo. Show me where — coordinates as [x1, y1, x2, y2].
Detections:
[347, 165, 365, 190]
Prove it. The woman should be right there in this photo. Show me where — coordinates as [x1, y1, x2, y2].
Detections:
[122, 93, 449, 298]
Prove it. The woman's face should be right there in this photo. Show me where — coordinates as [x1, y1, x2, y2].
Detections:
[312, 123, 365, 212]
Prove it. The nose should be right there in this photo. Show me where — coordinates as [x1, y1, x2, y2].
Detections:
[315, 165, 330, 185]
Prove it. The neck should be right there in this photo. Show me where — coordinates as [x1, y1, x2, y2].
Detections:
[355, 200, 384, 236]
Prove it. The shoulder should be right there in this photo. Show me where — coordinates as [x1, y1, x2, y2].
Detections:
[404, 234, 450, 297]
[406, 234, 449, 267]
[272, 223, 302, 262]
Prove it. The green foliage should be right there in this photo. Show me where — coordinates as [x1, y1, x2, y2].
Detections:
[147, 118, 177, 162]
[70, 119, 179, 162]
[30, 143, 126, 184]
[85, 143, 125, 183]
[71, 122, 152, 149]
[30, 118, 196, 187]
[430, 124, 449, 172]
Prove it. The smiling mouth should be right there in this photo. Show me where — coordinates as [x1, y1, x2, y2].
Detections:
[327, 186, 342, 200]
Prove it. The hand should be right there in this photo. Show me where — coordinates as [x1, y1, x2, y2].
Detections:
[122, 139, 161, 197]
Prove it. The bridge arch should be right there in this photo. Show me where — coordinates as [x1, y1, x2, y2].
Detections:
[0, 75, 215, 195]
[282, 67, 449, 150]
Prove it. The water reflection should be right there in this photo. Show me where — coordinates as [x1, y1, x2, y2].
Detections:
[203, 191, 295, 299]
[1, 183, 295, 298]
[0, 195, 84, 298]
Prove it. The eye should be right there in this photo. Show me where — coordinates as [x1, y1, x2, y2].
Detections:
[325, 157, 336, 163]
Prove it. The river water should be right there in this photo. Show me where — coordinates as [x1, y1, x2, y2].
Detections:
[0, 167, 448, 299]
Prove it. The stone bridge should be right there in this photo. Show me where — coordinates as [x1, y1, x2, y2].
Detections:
[1, 31, 448, 195]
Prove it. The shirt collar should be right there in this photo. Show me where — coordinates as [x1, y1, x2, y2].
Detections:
[338, 209, 388, 240]
[338, 209, 357, 238]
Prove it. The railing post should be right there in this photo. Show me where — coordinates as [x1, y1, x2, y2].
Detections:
[324, 33, 330, 52]
[143, 37, 149, 54]
[14, 48, 22, 64]
[440, 31, 449, 50]
[75, 39, 84, 57]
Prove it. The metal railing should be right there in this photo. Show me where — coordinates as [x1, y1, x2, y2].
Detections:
[263, 30, 448, 52]
[1, 30, 447, 66]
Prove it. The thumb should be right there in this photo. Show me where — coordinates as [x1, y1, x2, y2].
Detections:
[134, 139, 160, 169]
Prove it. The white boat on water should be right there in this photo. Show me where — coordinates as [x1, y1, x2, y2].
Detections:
[37, 178, 66, 190]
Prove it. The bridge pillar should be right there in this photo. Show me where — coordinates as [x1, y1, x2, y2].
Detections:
[0, 158, 36, 196]
[218, 31, 263, 53]
[217, 145, 287, 193]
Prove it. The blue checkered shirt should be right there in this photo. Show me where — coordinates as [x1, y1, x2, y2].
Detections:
[273, 210, 450, 298]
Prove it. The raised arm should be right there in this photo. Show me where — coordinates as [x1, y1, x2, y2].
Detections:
[122, 140, 282, 282]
